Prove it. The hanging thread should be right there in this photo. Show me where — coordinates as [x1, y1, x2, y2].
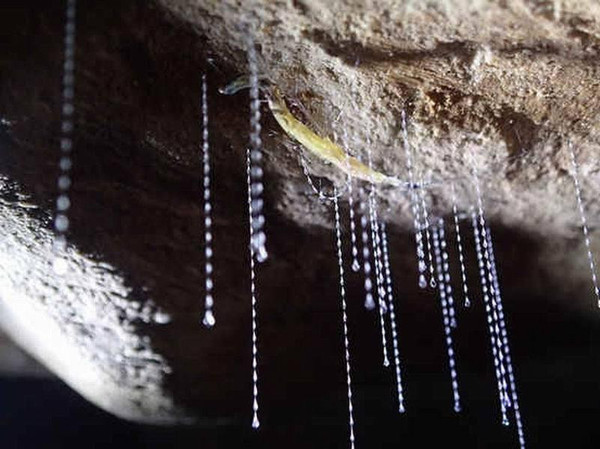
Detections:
[347, 175, 361, 272]
[432, 224, 461, 413]
[400, 110, 428, 288]
[470, 204, 509, 424]
[471, 159, 511, 420]
[246, 32, 268, 264]
[200, 74, 216, 328]
[246, 148, 261, 429]
[333, 189, 357, 449]
[486, 227, 527, 448]
[367, 148, 390, 368]
[438, 219, 457, 328]
[451, 184, 471, 307]
[358, 190, 376, 310]
[568, 141, 600, 307]
[418, 178, 436, 288]
[52, 0, 78, 275]
[380, 222, 406, 413]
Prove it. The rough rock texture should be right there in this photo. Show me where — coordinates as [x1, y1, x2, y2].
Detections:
[163, 0, 600, 234]
[1, 0, 600, 446]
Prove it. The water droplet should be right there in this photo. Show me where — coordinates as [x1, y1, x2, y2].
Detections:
[418, 274, 427, 289]
[255, 245, 268, 263]
[380, 298, 388, 314]
[202, 310, 215, 328]
[59, 157, 72, 171]
[62, 103, 74, 116]
[56, 195, 70, 211]
[251, 198, 264, 212]
[61, 120, 73, 133]
[58, 175, 71, 191]
[252, 415, 260, 429]
[54, 214, 69, 233]
[60, 138, 72, 152]
[364, 293, 376, 310]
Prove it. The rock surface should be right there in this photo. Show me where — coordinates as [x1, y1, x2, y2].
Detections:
[1, 0, 600, 437]
[162, 0, 600, 236]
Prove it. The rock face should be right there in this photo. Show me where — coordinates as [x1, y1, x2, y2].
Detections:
[161, 0, 600, 236]
[1, 0, 600, 439]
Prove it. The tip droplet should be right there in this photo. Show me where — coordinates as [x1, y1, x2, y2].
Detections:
[383, 357, 390, 367]
[453, 403, 462, 413]
[364, 294, 376, 310]
[418, 274, 427, 289]
[450, 318, 457, 328]
[252, 415, 260, 429]
[502, 416, 510, 426]
[351, 259, 360, 272]
[464, 297, 471, 307]
[202, 310, 216, 328]
[430, 278, 437, 288]
[398, 404, 406, 414]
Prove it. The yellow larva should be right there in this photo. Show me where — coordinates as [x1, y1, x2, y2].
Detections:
[221, 76, 404, 187]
